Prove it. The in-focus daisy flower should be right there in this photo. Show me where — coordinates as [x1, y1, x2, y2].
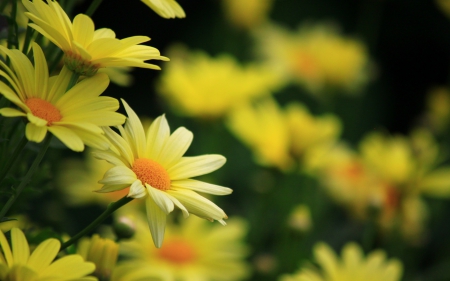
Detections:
[279, 242, 402, 281]
[0, 227, 96, 280]
[157, 47, 282, 119]
[141, 0, 186, 19]
[93, 99, 231, 247]
[22, 0, 169, 76]
[221, 0, 274, 29]
[255, 23, 370, 95]
[0, 43, 125, 151]
[226, 97, 293, 170]
[119, 213, 250, 281]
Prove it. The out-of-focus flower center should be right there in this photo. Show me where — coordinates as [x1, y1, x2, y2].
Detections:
[132, 158, 171, 190]
[158, 238, 197, 264]
[63, 51, 100, 77]
[25, 98, 62, 125]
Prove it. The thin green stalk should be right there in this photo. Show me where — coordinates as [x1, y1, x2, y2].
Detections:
[22, 25, 35, 56]
[6, 0, 18, 50]
[85, 0, 104, 17]
[0, 135, 52, 220]
[0, 134, 28, 187]
[66, 68, 80, 92]
[61, 196, 134, 250]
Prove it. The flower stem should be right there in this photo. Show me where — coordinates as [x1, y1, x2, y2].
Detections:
[66, 68, 80, 92]
[0, 134, 28, 188]
[6, 0, 19, 50]
[61, 196, 134, 250]
[0, 135, 52, 221]
[85, 0, 104, 17]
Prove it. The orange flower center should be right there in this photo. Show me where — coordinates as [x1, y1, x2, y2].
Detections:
[25, 98, 62, 125]
[158, 238, 197, 264]
[132, 158, 171, 190]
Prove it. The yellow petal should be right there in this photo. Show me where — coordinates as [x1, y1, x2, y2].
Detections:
[168, 154, 226, 180]
[145, 196, 167, 248]
[11, 228, 30, 265]
[27, 238, 60, 272]
[25, 122, 47, 143]
[47, 125, 84, 152]
[158, 127, 193, 168]
[171, 179, 232, 195]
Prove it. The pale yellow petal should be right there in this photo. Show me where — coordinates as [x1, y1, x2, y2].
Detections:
[72, 14, 94, 48]
[128, 180, 147, 198]
[158, 127, 193, 168]
[168, 154, 226, 180]
[25, 122, 47, 143]
[145, 196, 167, 248]
[121, 99, 146, 157]
[146, 184, 174, 214]
[103, 126, 135, 166]
[11, 228, 30, 265]
[99, 166, 137, 186]
[31, 43, 49, 100]
[39, 255, 95, 279]
[92, 150, 128, 167]
[171, 179, 232, 195]
[0, 108, 27, 117]
[314, 243, 339, 279]
[0, 229, 13, 266]
[27, 238, 60, 272]
[47, 125, 84, 152]
[146, 114, 170, 160]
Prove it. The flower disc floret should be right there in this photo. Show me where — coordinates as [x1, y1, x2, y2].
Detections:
[132, 158, 171, 190]
[25, 98, 62, 125]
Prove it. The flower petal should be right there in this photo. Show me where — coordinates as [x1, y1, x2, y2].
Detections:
[25, 122, 47, 143]
[145, 196, 167, 248]
[27, 238, 60, 272]
[128, 179, 147, 198]
[0, 229, 13, 266]
[47, 125, 84, 152]
[11, 228, 30, 265]
[168, 155, 226, 180]
[39, 255, 96, 280]
[158, 127, 193, 169]
[146, 184, 174, 215]
[146, 114, 170, 160]
[121, 99, 146, 157]
[99, 166, 136, 186]
[171, 179, 232, 195]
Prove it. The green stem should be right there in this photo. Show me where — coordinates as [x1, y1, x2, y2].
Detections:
[22, 25, 35, 57]
[61, 196, 133, 250]
[6, 0, 18, 50]
[85, 0, 104, 17]
[0, 134, 28, 188]
[0, 135, 52, 220]
[66, 71, 80, 92]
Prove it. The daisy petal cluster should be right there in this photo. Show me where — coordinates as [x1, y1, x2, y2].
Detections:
[0, 43, 125, 152]
[280, 242, 403, 281]
[0, 228, 96, 280]
[141, 0, 186, 19]
[22, 0, 169, 76]
[93, 99, 231, 247]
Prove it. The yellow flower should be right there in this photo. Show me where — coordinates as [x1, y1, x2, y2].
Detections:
[226, 97, 293, 170]
[93, 99, 231, 247]
[77, 234, 119, 281]
[141, 0, 185, 19]
[287, 204, 312, 232]
[0, 227, 97, 280]
[279, 242, 402, 281]
[157, 47, 282, 118]
[255, 23, 370, 94]
[22, 0, 169, 76]
[0, 43, 125, 152]
[56, 149, 141, 207]
[118, 214, 250, 281]
[221, 0, 274, 29]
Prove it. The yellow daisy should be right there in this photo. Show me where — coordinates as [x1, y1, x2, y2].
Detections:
[118, 213, 250, 281]
[279, 242, 402, 281]
[93, 99, 231, 247]
[141, 0, 186, 19]
[0, 43, 125, 152]
[0, 227, 97, 280]
[22, 0, 169, 76]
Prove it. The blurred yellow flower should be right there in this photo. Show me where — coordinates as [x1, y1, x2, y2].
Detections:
[119, 214, 250, 281]
[78, 234, 119, 281]
[255, 23, 370, 94]
[0, 43, 125, 151]
[424, 87, 450, 133]
[141, 0, 185, 19]
[56, 149, 140, 207]
[94, 99, 231, 248]
[0, 228, 97, 280]
[279, 242, 402, 281]
[287, 204, 312, 232]
[157, 47, 282, 119]
[436, 0, 450, 18]
[23, 0, 168, 76]
[226, 97, 294, 170]
[221, 0, 274, 29]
